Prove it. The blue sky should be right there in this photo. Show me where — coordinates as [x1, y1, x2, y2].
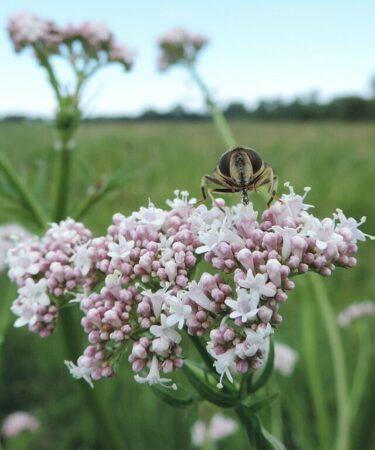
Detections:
[1, 0, 374, 116]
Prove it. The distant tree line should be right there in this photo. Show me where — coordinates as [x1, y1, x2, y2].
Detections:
[2, 94, 375, 123]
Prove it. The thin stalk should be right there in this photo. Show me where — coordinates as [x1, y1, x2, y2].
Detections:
[54, 140, 73, 221]
[188, 334, 216, 375]
[73, 180, 110, 221]
[59, 307, 125, 450]
[310, 274, 350, 450]
[268, 382, 283, 440]
[349, 324, 371, 419]
[53, 125, 126, 448]
[36, 48, 62, 102]
[187, 64, 237, 148]
[0, 151, 48, 229]
[236, 407, 256, 449]
[300, 276, 330, 449]
[235, 407, 270, 449]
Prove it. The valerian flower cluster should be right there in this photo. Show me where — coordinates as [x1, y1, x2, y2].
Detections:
[6, 186, 372, 388]
[157, 27, 208, 70]
[7, 11, 134, 70]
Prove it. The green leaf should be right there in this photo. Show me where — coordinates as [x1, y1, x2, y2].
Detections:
[242, 392, 279, 414]
[260, 425, 287, 450]
[249, 337, 274, 393]
[150, 385, 194, 409]
[182, 360, 239, 408]
[237, 407, 286, 450]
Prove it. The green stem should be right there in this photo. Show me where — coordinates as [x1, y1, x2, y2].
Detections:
[235, 407, 270, 449]
[0, 151, 48, 229]
[187, 64, 237, 148]
[73, 180, 110, 221]
[310, 274, 350, 450]
[54, 140, 73, 221]
[269, 382, 283, 440]
[36, 49, 62, 102]
[59, 307, 125, 450]
[300, 277, 330, 449]
[188, 334, 216, 374]
[349, 324, 371, 419]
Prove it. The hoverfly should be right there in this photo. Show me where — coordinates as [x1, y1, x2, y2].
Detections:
[199, 147, 278, 208]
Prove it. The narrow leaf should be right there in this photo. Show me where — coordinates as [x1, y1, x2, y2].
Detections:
[242, 392, 279, 414]
[150, 385, 194, 409]
[182, 360, 239, 408]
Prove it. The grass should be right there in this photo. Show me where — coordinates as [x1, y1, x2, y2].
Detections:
[0, 119, 374, 450]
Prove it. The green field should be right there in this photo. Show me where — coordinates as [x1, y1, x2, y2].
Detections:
[0, 120, 374, 450]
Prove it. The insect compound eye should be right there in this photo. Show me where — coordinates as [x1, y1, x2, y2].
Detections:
[243, 148, 263, 173]
[218, 150, 233, 177]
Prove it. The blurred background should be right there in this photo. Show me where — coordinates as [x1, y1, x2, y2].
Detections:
[0, 1, 374, 449]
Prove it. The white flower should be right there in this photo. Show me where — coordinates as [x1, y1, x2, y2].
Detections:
[11, 300, 40, 328]
[134, 356, 177, 389]
[225, 288, 259, 323]
[191, 414, 237, 446]
[158, 235, 175, 265]
[211, 347, 236, 388]
[18, 278, 50, 306]
[196, 219, 244, 255]
[141, 285, 170, 318]
[0, 224, 31, 272]
[166, 190, 196, 209]
[150, 314, 181, 354]
[280, 183, 313, 218]
[70, 244, 91, 275]
[11, 279, 50, 328]
[47, 220, 81, 249]
[274, 342, 298, 376]
[165, 291, 192, 329]
[237, 270, 276, 301]
[236, 324, 273, 359]
[305, 217, 343, 251]
[132, 200, 166, 230]
[189, 204, 225, 232]
[207, 343, 236, 388]
[107, 235, 134, 263]
[272, 226, 298, 259]
[230, 203, 258, 223]
[65, 360, 93, 388]
[186, 280, 215, 312]
[334, 209, 374, 242]
[6, 243, 40, 280]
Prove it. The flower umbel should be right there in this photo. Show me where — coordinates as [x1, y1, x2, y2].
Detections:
[6, 186, 372, 391]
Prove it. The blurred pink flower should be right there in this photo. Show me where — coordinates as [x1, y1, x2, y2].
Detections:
[191, 413, 237, 446]
[337, 301, 375, 327]
[1, 412, 40, 438]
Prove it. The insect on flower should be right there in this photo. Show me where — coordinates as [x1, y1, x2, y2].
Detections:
[199, 147, 278, 208]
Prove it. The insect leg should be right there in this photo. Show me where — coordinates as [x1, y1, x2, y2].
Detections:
[197, 175, 208, 204]
[197, 174, 231, 205]
[253, 166, 279, 206]
[261, 167, 278, 206]
[207, 188, 229, 212]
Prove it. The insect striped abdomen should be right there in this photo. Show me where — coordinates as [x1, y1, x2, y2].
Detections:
[230, 149, 253, 187]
